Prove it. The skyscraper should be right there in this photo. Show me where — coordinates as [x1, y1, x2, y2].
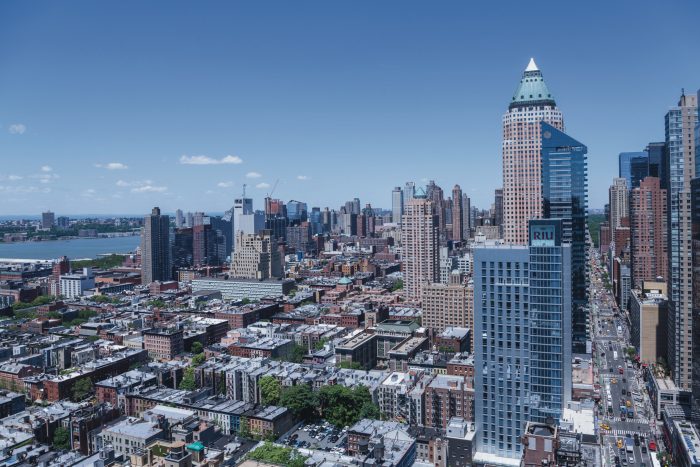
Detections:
[502, 58, 564, 245]
[474, 219, 571, 463]
[691, 88, 700, 426]
[493, 188, 503, 229]
[41, 211, 55, 229]
[401, 192, 439, 301]
[609, 178, 629, 230]
[541, 121, 589, 352]
[392, 186, 404, 224]
[427, 181, 446, 240]
[141, 207, 171, 284]
[175, 209, 184, 228]
[451, 185, 463, 242]
[461, 194, 471, 240]
[403, 182, 415, 211]
[666, 91, 698, 390]
[647, 142, 667, 188]
[619, 151, 649, 189]
[630, 177, 667, 287]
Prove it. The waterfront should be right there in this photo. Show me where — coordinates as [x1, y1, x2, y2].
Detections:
[0, 235, 141, 260]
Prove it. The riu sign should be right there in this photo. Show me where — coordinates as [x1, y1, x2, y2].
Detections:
[530, 225, 556, 247]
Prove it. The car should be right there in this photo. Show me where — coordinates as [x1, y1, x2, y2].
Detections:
[617, 439, 624, 449]
[600, 423, 611, 430]
[612, 378, 618, 384]
[621, 388, 625, 395]
[622, 378, 626, 383]
[610, 368, 614, 373]
[642, 445, 647, 453]
[648, 441, 657, 451]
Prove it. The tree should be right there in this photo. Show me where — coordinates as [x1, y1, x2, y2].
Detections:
[191, 341, 204, 355]
[179, 367, 197, 391]
[390, 279, 404, 292]
[338, 361, 362, 370]
[314, 338, 328, 351]
[192, 353, 206, 366]
[287, 344, 307, 363]
[260, 376, 282, 406]
[279, 384, 317, 422]
[246, 442, 307, 467]
[71, 378, 93, 402]
[318, 384, 377, 428]
[53, 427, 71, 451]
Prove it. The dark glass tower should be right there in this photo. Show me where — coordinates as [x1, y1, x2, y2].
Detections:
[541, 121, 589, 352]
[141, 207, 171, 284]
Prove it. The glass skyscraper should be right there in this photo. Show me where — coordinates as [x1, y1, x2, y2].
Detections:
[619, 151, 649, 189]
[541, 121, 589, 352]
[474, 219, 571, 463]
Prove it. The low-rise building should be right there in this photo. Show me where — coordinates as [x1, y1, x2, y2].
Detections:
[191, 277, 295, 301]
[97, 418, 164, 457]
[335, 332, 377, 370]
[143, 328, 184, 360]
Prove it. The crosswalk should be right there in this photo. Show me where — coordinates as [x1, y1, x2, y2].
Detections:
[608, 428, 646, 436]
[607, 416, 650, 424]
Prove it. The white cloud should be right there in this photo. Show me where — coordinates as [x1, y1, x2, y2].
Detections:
[297, 175, 310, 181]
[116, 179, 151, 188]
[205, 190, 215, 194]
[30, 173, 59, 184]
[0, 175, 23, 181]
[8, 124, 26, 135]
[217, 181, 234, 188]
[246, 171, 262, 179]
[179, 154, 243, 165]
[96, 162, 128, 170]
[0, 185, 50, 194]
[41, 165, 53, 172]
[82, 188, 97, 197]
[132, 185, 167, 193]
[255, 182, 271, 189]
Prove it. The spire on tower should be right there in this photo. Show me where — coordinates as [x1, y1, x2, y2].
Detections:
[525, 57, 539, 72]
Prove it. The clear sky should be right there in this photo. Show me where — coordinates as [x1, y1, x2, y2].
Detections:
[1, 1, 699, 216]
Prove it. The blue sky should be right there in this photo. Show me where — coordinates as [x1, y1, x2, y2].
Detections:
[1, 1, 699, 216]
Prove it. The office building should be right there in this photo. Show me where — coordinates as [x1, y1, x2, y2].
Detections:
[630, 176, 667, 286]
[619, 151, 649, 189]
[141, 207, 171, 284]
[630, 281, 668, 365]
[474, 219, 571, 463]
[609, 178, 629, 230]
[452, 185, 464, 242]
[540, 121, 588, 352]
[401, 193, 439, 301]
[59, 268, 95, 299]
[287, 200, 308, 222]
[646, 142, 667, 188]
[192, 223, 220, 267]
[231, 230, 283, 280]
[422, 271, 472, 335]
[41, 211, 55, 229]
[175, 209, 184, 228]
[502, 58, 564, 245]
[666, 91, 698, 391]
[392, 186, 404, 224]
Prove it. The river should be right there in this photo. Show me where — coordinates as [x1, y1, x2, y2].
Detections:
[0, 235, 142, 260]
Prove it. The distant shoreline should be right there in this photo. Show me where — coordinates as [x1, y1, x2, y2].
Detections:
[0, 232, 141, 244]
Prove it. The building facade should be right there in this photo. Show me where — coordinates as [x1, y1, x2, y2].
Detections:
[141, 207, 171, 284]
[474, 219, 571, 463]
[401, 195, 439, 302]
[631, 176, 667, 287]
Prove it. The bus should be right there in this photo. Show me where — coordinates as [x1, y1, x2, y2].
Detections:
[626, 438, 634, 452]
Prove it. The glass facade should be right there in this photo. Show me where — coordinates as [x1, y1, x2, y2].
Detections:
[619, 151, 649, 189]
[474, 219, 571, 461]
[541, 122, 588, 352]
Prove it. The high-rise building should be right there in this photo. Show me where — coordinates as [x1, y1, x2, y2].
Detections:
[619, 151, 649, 189]
[630, 177, 667, 287]
[50, 256, 70, 296]
[646, 142, 667, 188]
[422, 271, 472, 335]
[427, 181, 446, 240]
[231, 230, 283, 280]
[41, 211, 55, 229]
[192, 211, 205, 227]
[451, 185, 464, 242]
[462, 194, 471, 239]
[493, 188, 503, 229]
[141, 207, 171, 285]
[192, 223, 220, 267]
[609, 178, 629, 230]
[171, 228, 193, 273]
[474, 219, 571, 463]
[392, 187, 404, 224]
[175, 209, 184, 228]
[401, 193, 439, 301]
[694, 88, 700, 427]
[666, 91, 698, 391]
[502, 58, 564, 245]
[287, 200, 307, 222]
[403, 182, 415, 211]
[541, 121, 588, 352]
[286, 221, 312, 254]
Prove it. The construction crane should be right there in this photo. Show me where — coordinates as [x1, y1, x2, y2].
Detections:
[267, 179, 279, 198]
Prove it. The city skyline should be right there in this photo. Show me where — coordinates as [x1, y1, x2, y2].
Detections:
[2, 1, 700, 215]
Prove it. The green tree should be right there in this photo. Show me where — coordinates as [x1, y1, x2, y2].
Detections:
[288, 344, 307, 363]
[314, 338, 328, 350]
[246, 441, 307, 467]
[53, 426, 71, 450]
[279, 384, 317, 421]
[390, 279, 404, 291]
[318, 384, 377, 428]
[338, 361, 362, 370]
[192, 353, 206, 366]
[260, 376, 282, 405]
[191, 341, 204, 355]
[71, 378, 93, 402]
[179, 367, 197, 391]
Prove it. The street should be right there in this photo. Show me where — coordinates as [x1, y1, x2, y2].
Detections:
[589, 248, 660, 467]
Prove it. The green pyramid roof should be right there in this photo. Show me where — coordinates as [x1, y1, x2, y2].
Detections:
[509, 58, 556, 109]
[186, 441, 205, 452]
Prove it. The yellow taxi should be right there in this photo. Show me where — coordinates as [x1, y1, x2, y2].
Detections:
[600, 423, 610, 431]
[611, 378, 618, 384]
[617, 438, 623, 449]
[626, 400, 632, 408]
